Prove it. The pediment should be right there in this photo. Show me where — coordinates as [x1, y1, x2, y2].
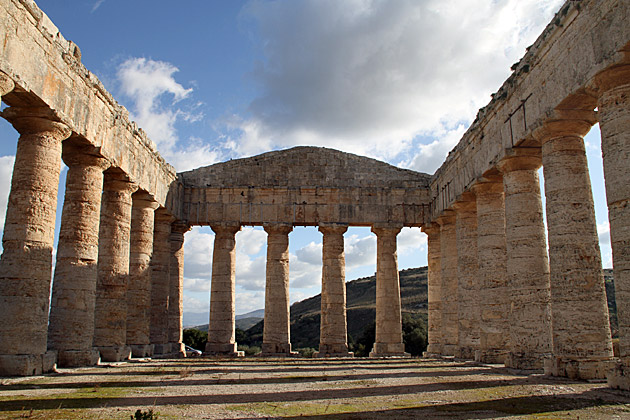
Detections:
[179, 146, 431, 189]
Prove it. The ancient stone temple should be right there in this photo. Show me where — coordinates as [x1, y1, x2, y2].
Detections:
[0, 0, 629, 391]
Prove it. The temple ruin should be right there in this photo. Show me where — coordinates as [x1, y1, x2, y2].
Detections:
[0, 0, 629, 391]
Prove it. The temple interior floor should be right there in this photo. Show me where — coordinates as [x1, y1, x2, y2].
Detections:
[1, 357, 630, 419]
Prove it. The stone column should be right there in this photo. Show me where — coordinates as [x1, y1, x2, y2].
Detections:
[205, 224, 243, 357]
[593, 66, 630, 389]
[317, 224, 353, 357]
[422, 224, 442, 356]
[453, 196, 480, 360]
[261, 225, 295, 356]
[497, 150, 552, 370]
[370, 225, 408, 357]
[150, 209, 174, 355]
[168, 222, 189, 357]
[471, 179, 509, 364]
[0, 106, 71, 376]
[127, 192, 159, 357]
[93, 174, 137, 362]
[47, 143, 110, 368]
[437, 212, 458, 356]
[536, 114, 614, 380]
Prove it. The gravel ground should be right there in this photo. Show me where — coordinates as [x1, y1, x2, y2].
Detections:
[1, 357, 630, 419]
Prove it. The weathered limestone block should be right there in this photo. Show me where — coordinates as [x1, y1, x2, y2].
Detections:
[93, 174, 137, 362]
[437, 212, 458, 356]
[498, 151, 552, 371]
[48, 143, 110, 368]
[594, 66, 630, 389]
[422, 224, 442, 356]
[536, 113, 614, 380]
[317, 224, 353, 357]
[0, 106, 71, 376]
[205, 224, 243, 357]
[168, 222, 189, 357]
[471, 180, 509, 364]
[150, 209, 174, 355]
[262, 224, 296, 356]
[370, 226, 408, 357]
[453, 197, 480, 360]
[127, 192, 159, 357]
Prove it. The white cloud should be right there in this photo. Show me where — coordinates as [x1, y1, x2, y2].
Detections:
[402, 124, 467, 174]
[236, 290, 265, 314]
[183, 295, 209, 313]
[0, 155, 15, 232]
[345, 234, 376, 269]
[397, 227, 427, 256]
[227, 0, 564, 161]
[295, 241, 322, 265]
[236, 227, 267, 256]
[91, 0, 106, 13]
[183, 227, 214, 291]
[289, 253, 321, 288]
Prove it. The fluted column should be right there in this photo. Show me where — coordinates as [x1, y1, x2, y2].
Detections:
[150, 209, 174, 355]
[0, 106, 71, 376]
[262, 224, 295, 356]
[127, 192, 159, 357]
[498, 151, 552, 370]
[205, 224, 243, 356]
[370, 225, 407, 357]
[48, 143, 110, 368]
[422, 224, 442, 356]
[437, 212, 458, 356]
[317, 224, 353, 357]
[536, 114, 614, 380]
[168, 222, 189, 357]
[453, 197, 480, 360]
[471, 179, 509, 364]
[594, 66, 630, 390]
[93, 174, 137, 362]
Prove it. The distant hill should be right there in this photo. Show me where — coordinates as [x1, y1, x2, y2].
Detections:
[236, 309, 265, 320]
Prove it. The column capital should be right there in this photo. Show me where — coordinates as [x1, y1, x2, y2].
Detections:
[436, 210, 456, 226]
[421, 223, 440, 237]
[62, 142, 110, 170]
[2, 106, 71, 139]
[533, 110, 597, 144]
[452, 192, 476, 213]
[591, 64, 630, 94]
[210, 223, 241, 237]
[103, 175, 138, 195]
[319, 223, 348, 236]
[471, 180, 503, 195]
[497, 148, 541, 173]
[371, 224, 401, 237]
[170, 221, 191, 235]
[264, 224, 293, 236]
[132, 191, 160, 210]
[0, 72, 15, 96]
[155, 208, 176, 224]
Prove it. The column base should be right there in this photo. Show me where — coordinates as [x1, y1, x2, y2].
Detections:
[315, 344, 353, 358]
[505, 352, 548, 372]
[455, 346, 476, 360]
[97, 345, 132, 362]
[0, 351, 57, 376]
[608, 360, 630, 390]
[545, 356, 615, 380]
[261, 343, 298, 357]
[475, 349, 507, 364]
[57, 349, 100, 368]
[168, 342, 186, 358]
[130, 344, 154, 358]
[441, 344, 458, 357]
[204, 342, 244, 357]
[369, 342, 410, 358]
[426, 344, 443, 355]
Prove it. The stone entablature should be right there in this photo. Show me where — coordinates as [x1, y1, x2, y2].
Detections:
[178, 147, 431, 227]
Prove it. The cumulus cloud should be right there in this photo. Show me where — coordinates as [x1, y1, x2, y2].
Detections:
[227, 0, 563, 162]
[0, 155, 15, 232]
[183, 227, 214, 292]
[345, 234, 376, 269]
[397, 227, 427, 256]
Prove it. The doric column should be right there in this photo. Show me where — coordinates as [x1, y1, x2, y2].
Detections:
[0, 106, 71, 376]
[262, 224, 295, 356]
[150, 209, 174, 355]
[370, 225, 408, 357]
[497, 150, 552, 370]
[452, 196, 480, 360]
[47, 143, 110, 368]
[437, 212, 458, 356]
[471, 179, 509, 364]
[205, 224, 243, 356]
[93, 174, 137, 362]
[317, 224, 353, 357]
[127, 192, 159, 357]
[168, 221, 189, 357]
[536, 113, 614, 380]
[422, 224, 442, 356]
[593, 66, 630, 389]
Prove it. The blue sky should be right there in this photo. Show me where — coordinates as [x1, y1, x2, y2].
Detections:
[0, 0, 612, 322]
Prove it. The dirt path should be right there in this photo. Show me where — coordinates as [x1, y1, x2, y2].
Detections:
[1, 357, 629, 419]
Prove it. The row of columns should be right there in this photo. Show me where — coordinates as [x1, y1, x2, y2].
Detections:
[204, 223, 408, 358]
[425, 67, 630, 382]
[0, 92, 187, 375]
